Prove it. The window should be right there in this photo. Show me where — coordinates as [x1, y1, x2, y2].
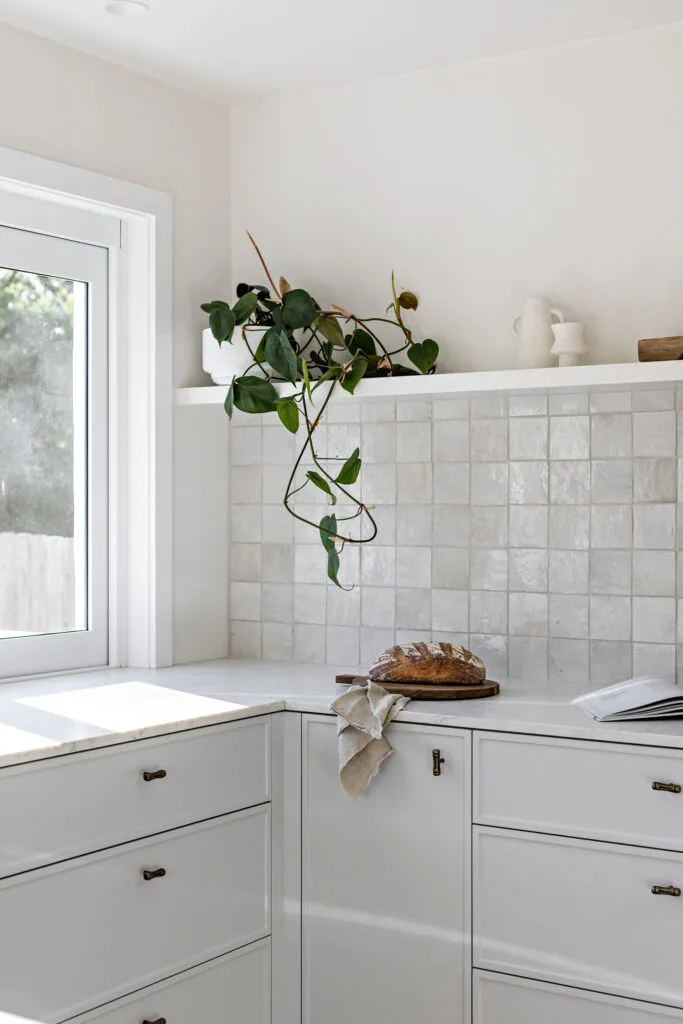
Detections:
[0, 224, 108, 678]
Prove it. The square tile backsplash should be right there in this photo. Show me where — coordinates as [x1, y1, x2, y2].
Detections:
[228, 388, 683, 684]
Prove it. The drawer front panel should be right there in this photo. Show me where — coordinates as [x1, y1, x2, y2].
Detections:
[474, 731, 683, 848]
[75, 940, 270, 1024]
[474, 826, 683, 1007]
[0, 806, 270, 1023]
[0, 717, 270, 876]
[474, 971, 681, 1023]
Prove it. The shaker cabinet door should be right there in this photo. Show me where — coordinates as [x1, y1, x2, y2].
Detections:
[301, 716, 470, 1024]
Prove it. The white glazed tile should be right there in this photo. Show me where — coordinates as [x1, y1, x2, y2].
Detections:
[263, 464, 293, 504]
[509, 549, 548, 593]
[261, 622, 293, 662]
[263, 504, 295, 545]
[633, 458, 676, 502]
[677, 552, 683, 595]
[327, 397, 361, 422]
[549, 416, 590, 460]
[509, 418, 548, 460]
[470, 549, 508, 591]
[433, 420, 470, 461]
[396, 546, 432, 588]
[633, 504, 675, 549]
[591, 414, 632, 458]
[362, 423, 396, 463]
[396, 629, 434, 645]
[230, 543, 262, 582]
[549, 461, 591, 504]
[262, 583, 293, 623]
[589, 639, 632, 683]
[469, 591, 507, 634]
[397, 421, 431, 462]
[326, 625, 360, 665]
[469, 634, 507, 678]
[395, 588, 432, 630]
[433, 504, 470, 546]
[633, 411, 676, 457]
[262, 543, 294, 583]
[229, 621, 261, 658]
[360, 628, 395, 666]
[231, 465, 262, 503]
[229, 582, 261, 622]
[470, 396, 507, 418]
[397, 463, 432, 504]
[509, 505, 548, 548]
[397, 400, 432, 421]
[548, 594, 589, 639]
[361, 587, 396, 628]
[589, 595, 631, 641]
[508, 637, 548, 681]
[432, 548, 470, 589]
[509, 461, 548, 504]
[589, 392, 631, 414]
[294, 623, 326, 663]
[360, 400, 395, 422]
[632, 390, 675, 412]
[327, 423, 362, 459]
[590, 460, 633, 503]
[295, 545, 327, 584]
[396, 505, 433, 545]
[549, 505, 590, 549]
[360, 545, 396, 586]
[632, 550, 676, 596]
[262, 424, 295, 465]
[294, 583, 326, 625]
[591, 505, 633, 548]
[433, 463, 470, 503]
[362, 464, 397, 504]
[327, 585, 360, 626]
[432, 589, 469, 632]
[633, 596, 676, 643]
[509, 592, 548, 637]
[549, 550, 589, 594]
[230, 426, 262, 466]
[548, 638, 589, 683]
[633, 642, 675, 681]
[509, 396, 547, 417]
[470, 418, 508, 462]
[589, 550, 632, 595]
[549, 393, 588, 416]
[432, 398, 469, 419]
[230, 504, 262, 543]
[471, 506, 508, 548]
[471, 463, 509, 505]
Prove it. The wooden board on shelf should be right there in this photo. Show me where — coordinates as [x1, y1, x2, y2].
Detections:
[335, 674, 500, 700]
[638, 337, 683, 362]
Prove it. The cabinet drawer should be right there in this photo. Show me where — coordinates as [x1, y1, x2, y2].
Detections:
[0, 806, 270, 1023]
[474, 731, 683, 848]
[74, 940, 270, 1024]
[474, 971, 681, 1023]
[474, 826, 683, 1007]
[0, 716, 270, 876]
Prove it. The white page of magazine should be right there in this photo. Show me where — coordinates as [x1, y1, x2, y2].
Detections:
[572, 677, 681, 720]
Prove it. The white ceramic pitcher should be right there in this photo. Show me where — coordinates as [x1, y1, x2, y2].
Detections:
[513, 297, 564, 369]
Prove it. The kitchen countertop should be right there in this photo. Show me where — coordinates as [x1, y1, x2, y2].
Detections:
[1, 658, 683, 768]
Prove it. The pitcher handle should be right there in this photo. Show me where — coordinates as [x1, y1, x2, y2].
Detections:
[550, 307, 564, 324]
[512, 315, 522, 336]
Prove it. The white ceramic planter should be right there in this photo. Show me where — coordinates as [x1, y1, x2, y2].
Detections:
[202, 328, 266, 384]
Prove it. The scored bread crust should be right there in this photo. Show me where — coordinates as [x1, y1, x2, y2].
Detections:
[368, 641, 486, 685]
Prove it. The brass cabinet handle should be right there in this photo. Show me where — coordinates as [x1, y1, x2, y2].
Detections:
[432, 749, 445, 776]
[652, 781, 681, 794]
[142, 868, 166, 881]
[143, 1019, 166, 1024]
[651, 885, 681, 897]
[142, 769, 167, 782]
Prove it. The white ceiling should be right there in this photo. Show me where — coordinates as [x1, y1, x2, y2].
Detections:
[0, 0, 681, 102]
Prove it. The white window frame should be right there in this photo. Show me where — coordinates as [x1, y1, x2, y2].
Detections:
[0, 146, 173, 674]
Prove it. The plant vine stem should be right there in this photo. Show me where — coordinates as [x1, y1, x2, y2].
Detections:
[282, 380, 378, 547]
[246, 232, 282, 302]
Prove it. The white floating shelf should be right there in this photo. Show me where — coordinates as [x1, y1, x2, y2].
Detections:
[176, 361, 683, 406]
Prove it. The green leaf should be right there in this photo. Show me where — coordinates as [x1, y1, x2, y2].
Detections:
[250, 332, 268, 364]
[232, 291, 259, 325]
[264, 328, 298, 384]
[201, 300, 231, 314]
[224, 378, 235, 418]
[301, 358, 313, 401]
[398, 290, 418, 311]
[277, 398, 299, 433]
[341, 356, 368, 395]
[316, 315, 345, 348]
[232, 375, 280, 414]
[209, 305, 236, 344]
[327, 546, 342, 588]
[335, 447, 362, 486]
[319, 513, 337, 552]
[306, 470, 337, 504]
[282, 288, 318, 329]
[347, 328, 376, 357]
[407, 339, 439, 373]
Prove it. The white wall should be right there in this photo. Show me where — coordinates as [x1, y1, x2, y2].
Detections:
[230, 24, 683, 372]
[0, 22, 231, 663]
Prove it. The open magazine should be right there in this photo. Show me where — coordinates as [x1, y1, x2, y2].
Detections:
[572, 677, 683, 722]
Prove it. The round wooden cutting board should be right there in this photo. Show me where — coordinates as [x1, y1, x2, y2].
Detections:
[335, 675, 500, 700]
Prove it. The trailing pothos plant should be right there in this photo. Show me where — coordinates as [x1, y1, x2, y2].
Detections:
[202, 235, 439, 588]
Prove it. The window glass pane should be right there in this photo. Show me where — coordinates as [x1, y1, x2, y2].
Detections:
[0, 268, 87, 639]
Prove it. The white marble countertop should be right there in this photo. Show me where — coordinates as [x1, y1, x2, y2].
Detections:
[2, 658, 683, 769]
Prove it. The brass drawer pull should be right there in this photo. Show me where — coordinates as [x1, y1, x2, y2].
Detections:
[142, 868, 166, 881]
[142, 769, 167, 782]
[651, 885, 681, 897]
[143, 1019, 166, 1024]
[652, 781, 681, 794]
[432, 749, 445, 776]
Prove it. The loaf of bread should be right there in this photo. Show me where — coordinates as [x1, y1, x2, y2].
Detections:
[368, 641, 486, 685]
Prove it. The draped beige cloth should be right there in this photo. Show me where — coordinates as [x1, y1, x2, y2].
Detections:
[330, 680, 410, 798]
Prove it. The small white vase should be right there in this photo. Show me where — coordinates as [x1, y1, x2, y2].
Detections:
[513, 297, 564, 370]
[551, 322, 588, 367]
[202, 327, 266, 384]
